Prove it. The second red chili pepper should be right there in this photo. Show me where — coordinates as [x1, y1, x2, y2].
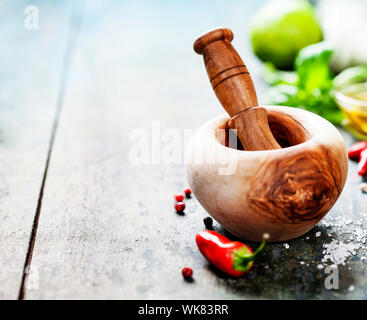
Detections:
[358, 148, 367, 176]
[348, 141, 367, 176]
[196, 230, 269, 277]
[348, 141, 367, 161]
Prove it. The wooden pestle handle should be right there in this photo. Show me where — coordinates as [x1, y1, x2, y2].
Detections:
[194, 28, 280, 151]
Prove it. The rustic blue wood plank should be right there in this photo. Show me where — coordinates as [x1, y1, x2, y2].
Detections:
[0, 0, 72, 299]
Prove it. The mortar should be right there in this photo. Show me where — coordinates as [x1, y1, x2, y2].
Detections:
[186, 28, 348, 242]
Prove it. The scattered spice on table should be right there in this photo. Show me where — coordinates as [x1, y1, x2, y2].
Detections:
[174, 194, 184, 202]
[174, 202, 185, 214]
[181, 267, 193, 280]
[173, 188, 192, 214]
[203, 217, 213, 229]
[184, 188, 191, 198]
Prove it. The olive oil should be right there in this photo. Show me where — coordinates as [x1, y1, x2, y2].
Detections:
[336, 83, 367, 138]
[342, 90, 367, 134]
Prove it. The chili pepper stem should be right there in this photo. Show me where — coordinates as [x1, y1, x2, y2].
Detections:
[248, 233, 270, 260]
[232, 233, 270, 271]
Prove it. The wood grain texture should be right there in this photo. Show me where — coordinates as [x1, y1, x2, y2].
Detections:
[248, 144, 343, 224]
[0, 1, 72, 299]
[268, 111, 310, 147]
[194, 28, 280, 151]
[186, 106, 348, 242]
[229, 107, 283, 150]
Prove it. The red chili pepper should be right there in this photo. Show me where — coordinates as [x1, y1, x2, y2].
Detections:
[348, 141, 367, 161]
[358, 149, 367, 176]
[196, 230, 269, 277]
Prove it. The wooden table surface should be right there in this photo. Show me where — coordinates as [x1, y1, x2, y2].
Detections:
[1, 0, 366, 300]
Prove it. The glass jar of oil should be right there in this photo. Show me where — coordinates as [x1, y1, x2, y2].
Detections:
[335, 82, 367, 139]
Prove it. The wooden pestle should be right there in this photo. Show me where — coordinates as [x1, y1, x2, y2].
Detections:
[194, 28, 281, 151]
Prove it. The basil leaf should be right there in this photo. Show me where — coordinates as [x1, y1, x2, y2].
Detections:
[295, 42, 333, 92]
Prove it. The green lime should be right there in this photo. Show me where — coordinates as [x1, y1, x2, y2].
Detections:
[250, 0, 323, 70]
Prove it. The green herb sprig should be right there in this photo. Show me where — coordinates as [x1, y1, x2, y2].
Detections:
[264, 42, 344, 125]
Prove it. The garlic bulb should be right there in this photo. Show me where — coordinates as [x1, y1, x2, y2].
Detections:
[317, 0, 367, 72]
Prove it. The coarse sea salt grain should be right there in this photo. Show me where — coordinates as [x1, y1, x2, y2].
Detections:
[315, 231, 321, 237]
[321, 240, 361, 265]
[315, 211, 367, 269]
[283, 243, 289, 249]
[348, 285, 355, 292]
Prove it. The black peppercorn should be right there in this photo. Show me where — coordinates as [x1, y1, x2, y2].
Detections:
[203, 217, 213, 229]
